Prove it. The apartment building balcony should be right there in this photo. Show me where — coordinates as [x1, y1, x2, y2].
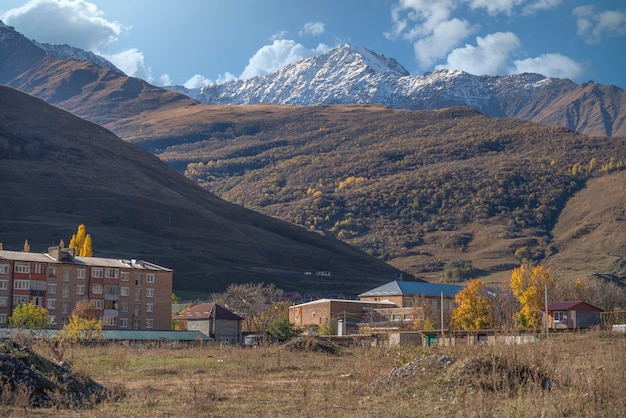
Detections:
[29, 289, 46, 297]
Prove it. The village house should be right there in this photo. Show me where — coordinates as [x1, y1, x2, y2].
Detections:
[173, 303, 243, 344]
[289, 298, 395, 334]
[0, 244, 172, 330]
[357, 280, 463, 328]
[543, 301, 603, 330]
[288, 280, 464, 334]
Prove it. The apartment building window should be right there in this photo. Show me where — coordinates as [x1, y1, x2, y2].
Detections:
[47, 283, 57, 294]
[48, 267, 57, 278]
[13, 295, 28, 306]
[62, 301, 70, 314]
[135, 274, 142, 286]
[121, 272, 130, 282]
[146, 303, 154, 313]
[63, 286, 70, 299]
[120, 301, 129, 312]
[32, 296, 43, 307]
[13, 280, 30, 290]
[145, 319, 154, 329]
[33, 263, 45, 275]
[14, 263, 30, 274]
[0, 296, 8, 307]
[432, 300, 438, 309]
[91, 299, 104, 310]
[146, 274, 155, 284]
[76, 285, 85, 296]
[120, 287, 129, 297]
[134, 305, 141, 316]
[47, 315, 55, 325]
[146, 288, 154, 298]
[105, 268, 119, 279]
[403, 298, 413, 308]
[47, 299, 56, 310]
[63, 269, 71, 282]
[0, 314, 7, 324]
[103, 316, 117, 326]
[0, 280, 8, 290]
[119, 318, 128, 328]
[91, 267, 103, 278]
[134, 288, 141, 302]
[77, 269, 86, 280]
[133, 318, 140, 330]
[92, 284, 103, 295]
[0, 264, 9, 275]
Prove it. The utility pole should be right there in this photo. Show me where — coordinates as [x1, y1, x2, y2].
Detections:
[543, 285, 550, 340]
[440, 291, 444, 339]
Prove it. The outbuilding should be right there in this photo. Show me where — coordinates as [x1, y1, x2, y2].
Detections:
[544, 301, 603, 329]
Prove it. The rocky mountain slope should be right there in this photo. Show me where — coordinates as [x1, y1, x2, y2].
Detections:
[170, 44, 626, 138]
[0, 85, 404, 295]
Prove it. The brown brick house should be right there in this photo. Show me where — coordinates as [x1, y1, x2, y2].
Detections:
[0, 244, 172, 330]
[289, 299, 395, 334]
[288, 281, 464, 334]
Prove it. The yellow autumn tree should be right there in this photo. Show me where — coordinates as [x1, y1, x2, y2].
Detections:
[8, 302, 53, 329]
[56, 300, 103, 343]
[451, 279, 493, 330]
[510, 264, 553, 329]
[69, 224, 93, 256]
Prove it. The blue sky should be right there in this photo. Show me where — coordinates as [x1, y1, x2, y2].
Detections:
[1, 0, 625, 89]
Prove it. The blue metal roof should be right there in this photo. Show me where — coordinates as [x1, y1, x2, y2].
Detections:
[102, 330, 211, 341]
[0, 329, 211, 341]
[358, 280, 464, 298]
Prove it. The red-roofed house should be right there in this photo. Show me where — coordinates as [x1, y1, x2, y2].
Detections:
[544, 301, 603, 330]
[174, 303, 243, 343]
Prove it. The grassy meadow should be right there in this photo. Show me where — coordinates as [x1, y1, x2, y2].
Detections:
[2, 331, 625, 417]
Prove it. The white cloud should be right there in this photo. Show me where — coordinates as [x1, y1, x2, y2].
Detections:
[300, 21, 325, 37]
[184, 74, 211, 89]
[574, 6, 626, 43]
[468, 0, 524, 16]
[523, 0, 562, 15]
[239, 39, 331, 79]
[513, 53, 584, 79]
[159, 74, 173, 87]
[216, 72, 237, 84]
[439, 32, 520, 76]
[104, 48, 152, 81]
[414, 18, 474, 68]
[0, 0, 123, 51]
[386, 0, 456, 41]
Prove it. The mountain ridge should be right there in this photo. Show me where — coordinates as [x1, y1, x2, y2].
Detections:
[168, 44, 626, 138]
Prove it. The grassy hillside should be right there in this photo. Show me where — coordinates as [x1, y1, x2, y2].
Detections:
[0, 86, 405, 295]
[119, 104, 626, 281]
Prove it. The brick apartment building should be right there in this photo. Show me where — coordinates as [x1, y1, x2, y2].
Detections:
[0, 244, 172, 330]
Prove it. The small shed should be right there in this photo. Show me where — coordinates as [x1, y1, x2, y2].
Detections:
[174, 303, 243, 344]
[544, 301, 603, 329]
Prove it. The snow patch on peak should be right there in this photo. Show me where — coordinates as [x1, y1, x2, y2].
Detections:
[34, 41, 123, 74]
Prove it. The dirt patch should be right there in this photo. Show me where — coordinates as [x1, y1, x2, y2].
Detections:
[371, 353, 556, 396]
[281, 337, 343, 355]
[0, 341, 110, 408]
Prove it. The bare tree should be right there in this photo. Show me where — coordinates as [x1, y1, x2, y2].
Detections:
[211, 283, 283, 334]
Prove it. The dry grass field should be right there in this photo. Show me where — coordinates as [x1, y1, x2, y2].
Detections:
[3, 331, 625, 417]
